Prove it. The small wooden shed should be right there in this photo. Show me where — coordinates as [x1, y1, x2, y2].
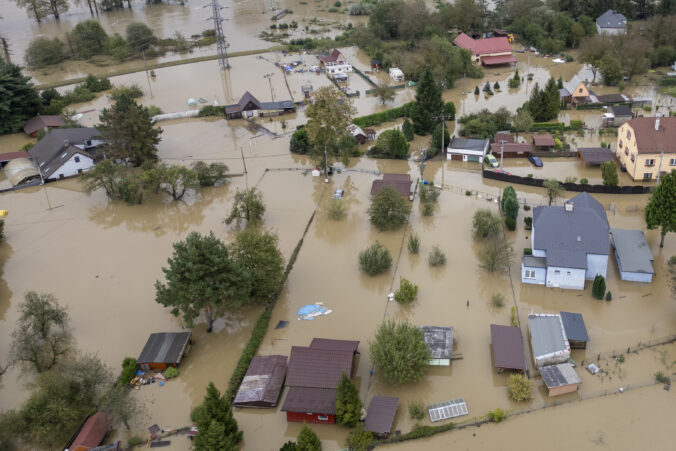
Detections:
[559, 312, 589, 349]
[364, 396, 399, 438]
[137, 332, 192, 371]
[539, 363, 581, 397]
[233, 355, 287, 408]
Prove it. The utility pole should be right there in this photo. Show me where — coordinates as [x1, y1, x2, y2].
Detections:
[142, 50, 153, 98]
[0, 37, 11, 64]
[462, 72, 466, 95]
[206, 0, 230, 70]
[656, 149, 664, 183]
[499, 139, 508, 170]
[419, 146, 427, 183]
[264, 73, 274, 101]
[324, 146, 329, 183]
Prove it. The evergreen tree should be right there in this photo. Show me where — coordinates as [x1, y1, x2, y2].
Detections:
[524, 78, 560, 122]
[544, 77, 560, 121]
[402, 118, 414, 141]
[524, 83, 544, 122]
[557, 76, 563, 89]
[430, 123, 450, 156]
[501, 186, 519, 221]
[335, 372, 361, 427]
[509, 68, 521, 88]
[592, 275, 606, 299]
[645, 170, 676, 247]
[192, 382, 242, 451]
[0, 60, 41, 134]
[601, 161, 618, 186]
[410, 67, 444, 135]
[297, 424, 321, 451]
[98, 91, 162, 166]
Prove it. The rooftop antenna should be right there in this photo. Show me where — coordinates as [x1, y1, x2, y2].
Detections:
[205, 0, 230, 70]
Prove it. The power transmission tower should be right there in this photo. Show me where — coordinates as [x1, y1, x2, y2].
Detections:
[0, 37, 11, 64]
[206, 0, 230, 70]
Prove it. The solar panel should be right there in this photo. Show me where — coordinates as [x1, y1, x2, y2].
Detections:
[427, 398, 468, 422]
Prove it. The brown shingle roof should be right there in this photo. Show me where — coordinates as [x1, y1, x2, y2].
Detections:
[490, 324, 527, 371]
[310, 338, 360, 353]
[493, 143, 531, 154]
[286, 346, 354, 389]
[371, 173, 411, 197]
[494, 132, 514, 144]
[70, 412, 112, 450]
[23, 115, 65, 135]
[281, 387, 337, 413]
[233, 355, 287, 407]
[364, 396, 399, 435]
[577, 147, 614, 165]
[319, 49, 343, 63]
[628, 117, 676, 154]
[532, 134, 555, 147]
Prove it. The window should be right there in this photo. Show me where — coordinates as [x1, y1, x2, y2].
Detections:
[567, 271, 572, 276]
[644, 173, 652, 180]
[631, 154, 635, 162]
[77, 168, 83, 174]
[625, 148, 629, 156]
[554, 270, 561, 275]
[619, 140, 623, 149]
[579, 88, 583, 93]
[670, 158, 676, 166]
[317, 416, 329, 421]
[626, 130, 631, 139]
[524, 269, 536, 279]
[645, 159, 655, 167]
[74, 156, 80, 163]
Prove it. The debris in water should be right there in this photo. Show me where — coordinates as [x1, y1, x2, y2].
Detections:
[275, 320, 289, 329]
[297, 303, 332, 321]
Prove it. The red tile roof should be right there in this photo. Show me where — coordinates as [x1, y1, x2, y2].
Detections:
[281, 386, 337, 414]
[23, 115, 65, 135]
[0, 151, 30, 162]
[628, 117, 676, 154]
[532, 134, 556, 147]
[70, 412, 112, 450]
[494, 132, 514, 144]
[453, 33, 512, 55]
[286, 346, 354, 389]
[319, 49, 343, 63]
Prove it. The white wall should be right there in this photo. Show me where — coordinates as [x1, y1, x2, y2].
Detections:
[546, 266, 586, 290]
[586, 254, 608, 280]
[522, 265, 546, 285]
[46, 154, 94, 180]
[597, 26, 625, 35]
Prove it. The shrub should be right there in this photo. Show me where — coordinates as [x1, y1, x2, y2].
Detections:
[109, 84, 143, 101]
[126, 22, 157, 52]
[368, 186, 411, 231]
[146, 105, 163, 117]
[473, 209, 502, 238]
[510, 305, 518, 327]
[407, 233, 420, 254]
[352, 102, 414, 128]
[501, 186, 519, 220]
[493, 81, 500, 90]
[422, 203, 434, 216]
[336, 372, 361, 427]
[592, 275, 606, 299]
[290, 128, 312, 154]
[428, 245, 447, 267]
[198, 105, 225, 117]
[655, 371, 669, 383]
[408, 400, 425, 420]
[564, 176, 577, 184]
[420, 185, 440, 203]
[327, 198, 346, 220]
[0, 219, 4, 242]
[280, 441, 298, 451]
[117, 357, 137, 386]
[487, 408, 507, 423]
[523, 204, 531, 211]
[82, 74, 112, 92]
[465, 190, 472, 196]
[297, 424, 321, 451]
[108, 33, 131, 61]
[505, 217, 516, 230]
[490, 292, 504, 308]
[523, 247, 532, 255]
[474, 85, 480, 95]
[444, 101, 456, 120]
[192, 161, 228, 186]
[601, 161, 618, 186]
[580, 178, 589, 185]
[334, 1, 342, 6]
[524, 216, 532, 226]
[605, 291, 612, 301]
[25, 37, 66, 68]
[128, 436, 143, 447]
[394, 278, 419, 304]
[507, 374, 532, 402]
[670, 255, 676, 266]
[479, 238, 513, 272]
[164, 367, 178, 379]
[70, 20, 109, 59]
[369, 319, 430, 384]
[359, 243, 392, 276]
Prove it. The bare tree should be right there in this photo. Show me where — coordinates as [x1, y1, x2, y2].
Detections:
[478, 238, 514, 272]
[99, 384, 146, 430]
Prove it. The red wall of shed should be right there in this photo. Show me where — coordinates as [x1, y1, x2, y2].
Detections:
[286, 412, 335, 424]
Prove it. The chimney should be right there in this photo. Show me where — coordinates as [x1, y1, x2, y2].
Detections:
[565, 202, 574, 212]
[655, 115, 661, 131]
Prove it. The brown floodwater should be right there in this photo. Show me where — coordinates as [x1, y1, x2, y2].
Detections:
[1, 40, 675, 451]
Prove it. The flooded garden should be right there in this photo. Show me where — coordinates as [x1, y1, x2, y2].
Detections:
[1, 1, 676, 450]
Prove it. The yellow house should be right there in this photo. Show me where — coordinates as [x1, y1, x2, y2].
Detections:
[616, 117, 676, 181]
[564, 76, 593, 104]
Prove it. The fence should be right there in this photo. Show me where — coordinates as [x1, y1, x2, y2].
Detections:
[352, 66, 377, 87]
[576, 101, 632, 110]
[482, 169, 652, 194]
[364, 83, 407, 95]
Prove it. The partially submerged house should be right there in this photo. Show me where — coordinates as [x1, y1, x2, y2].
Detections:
[490, 324, 527, 373]
[610, 228, 655, 283]
[281, 338, 359, 424]
[347, 124, 375, 144]
[596, 9, 627, 35]
[616, 117, 676, 181]
[603, 105, 634, 127]
[23, 114, 65, 137]
[528, 313, 570, 368]
[539, 363, 581, 397]
[447, 137, 490, 162]
[364, 396, 399, 438]
[233, 355, 287, 408]
[577, 147, 615, 167]
[564, 76, 592, 105]
[225, 91, 296, 119]
[420, 326, 453, 366]
[453, 32, 515, 66]
[65, 412, 112, 451]
[370, 173, 413, 199]
[493, 142, 532, 158]
[521, 192, 610, 290]
[388, 67, 404, 82]
[318, 49, 352, 75]
[559, 311, 589, 349]
[28, 128, 102, 182]
[1, 152, 40, 186]
[531, 133, 556, 151]
[137, 332, 192, 371]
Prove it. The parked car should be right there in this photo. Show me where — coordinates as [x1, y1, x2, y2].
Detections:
[494, 169, 513, 176]
[332, 189, 344, 199]
[528, 155, 543, 167]
[484, 154, 499, 168]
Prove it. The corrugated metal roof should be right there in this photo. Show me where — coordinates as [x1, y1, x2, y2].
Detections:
[310, 338, 359, 353]
[234, 355, 287, 407]
[449, 137, 489, 152]
[420, 326, 453, 359]
[490, 324, 527, 371]
[560, 312, 589, 342]
[539, 363, 581, 388]
[280, 386, 337, 413]
[528, 314, 568, 358]
[137, 332, 191, 365]
[364, 396, 399, 435]
[610, 228, 655, 274]
[286, 346, 354, 389]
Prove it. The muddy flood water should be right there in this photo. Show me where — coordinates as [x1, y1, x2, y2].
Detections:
[1, 7, 676, 448]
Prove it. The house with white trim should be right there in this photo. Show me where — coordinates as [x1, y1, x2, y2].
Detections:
[318, 49, 352, 75]
[28, 128, 103, 182]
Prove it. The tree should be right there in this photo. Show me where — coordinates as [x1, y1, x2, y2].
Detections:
[472, 208, 502, 238]
[99, 384, 145, 430]
[155, 232, 252, 332]
[69, 20, 109, 59]
[370, 129, 409, 159]
[601, 161, 618, 186]
[410, 66, 444, 135]
[80, 159, 124, 198]
[368, 186, 411, 231]
[402, 118, 414, 141]
[10, 292, 73, 373]
[580, 35, 611, 83]
[98, 91, 162, 166]
[478, 238, 514, 272]
[336, 372, 361, 427]
[304, 86, 356, 171]
[15, 0, 51, 22]
[25, 37, 66, 67]
[225, 187, 266, 227]
[0, 61, 41, 134]
[146, 164, 199, 201]
[229, 229, 285, 301]
[345, 423, 373, 451]
[126, 22, 157, 52]
[544, 77, 561, 121]
[645, 170, 676, 247]
[502, 186, 519, 220]
[373, 81, 396, 104]
[542, 178, 563, 205]
[600, 54, 622, 86]
[192, 161, 228, 187]
[512, 110, 533, 138]
[297, 424, 321, 451]
[394, 278, 418, 304]
[108, 33, 131, 61]
[507, 373, 532, 401]
[508, 67, 521, 88]
[369, 319, 430, 384]
[359, 242, 392, 276]
[430, 123, 450, 155]
[617, 32, 650, 81]
[592, 274, 606, 299]
[192, 382, 242, 451]
[290, 128, 312, 154]
[280, 441, 299, 451]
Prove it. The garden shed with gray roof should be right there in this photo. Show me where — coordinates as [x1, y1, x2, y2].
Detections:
[528, 314, 570, 368]
[539, 363, 581, 397]
[560, 312, 589, 349]
[610, 228, 655, 283]
[420, 326, 454, 366]
[137, 332, 192, 371]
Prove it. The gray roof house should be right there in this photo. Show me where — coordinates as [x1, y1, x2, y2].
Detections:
[603, 104, 634, 127]
[560, 311, 589, 349]
[528, 314, 570, 368]
[610, 228, 655, 283]
[521, 192, 609, 290]
[28, 128, 102, 182]
[539, 363, 581, 396]
[420, 326, 453, 366]
[446, 137, 490, 162]
[596, 10, 627, 35]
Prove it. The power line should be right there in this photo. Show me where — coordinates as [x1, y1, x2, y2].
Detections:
[206, 0, 230, 70]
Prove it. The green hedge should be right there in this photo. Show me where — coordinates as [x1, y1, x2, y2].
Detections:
[576, 101, 631, 110]
[530, 122, 565, 133]
[375, 422, 456, 446]
[198, 105, 225, 117]
[353, 102, 414, 127]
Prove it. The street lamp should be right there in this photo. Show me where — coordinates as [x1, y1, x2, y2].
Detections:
[263, 73, 274, 101]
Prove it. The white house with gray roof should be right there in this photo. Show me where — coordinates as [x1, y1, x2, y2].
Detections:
[522, 192, 609, 290]
[596, 9, 627, 35]
[446, 137, 489, 162]
[28, 128, 103, 182]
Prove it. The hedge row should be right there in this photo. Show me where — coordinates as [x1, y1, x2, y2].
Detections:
[352, 102, 414, 128]
[375, 422, 456, 446]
